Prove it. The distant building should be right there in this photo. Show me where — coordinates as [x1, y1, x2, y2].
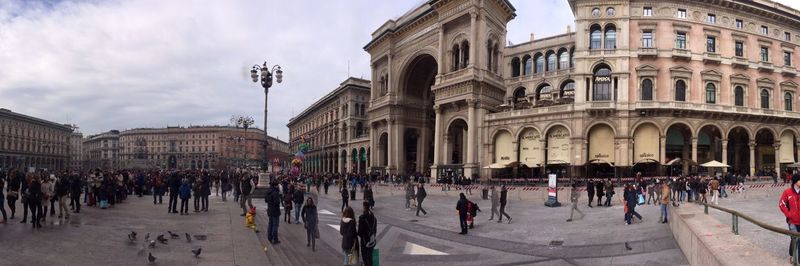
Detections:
[117, 125, 289, 170]
[0, 108, 72, 171]
[68, 125, 83, 170]
[83, 130, 120, 170]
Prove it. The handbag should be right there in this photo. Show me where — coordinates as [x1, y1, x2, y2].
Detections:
[346, 244, 360, 265]
[637, 194, 645, 205]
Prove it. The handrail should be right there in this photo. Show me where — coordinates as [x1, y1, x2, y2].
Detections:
[701, 202, 800, 265]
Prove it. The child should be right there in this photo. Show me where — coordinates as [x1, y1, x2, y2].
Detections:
[179, 178, 191, 215]
[245, 206, 259, 233]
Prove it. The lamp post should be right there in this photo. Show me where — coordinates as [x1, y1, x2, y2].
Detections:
[231, 115, 254, 170]
[250, 61, 283, 173]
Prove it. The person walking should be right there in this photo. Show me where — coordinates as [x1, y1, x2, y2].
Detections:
[55, 175, 70, 219]
[179, 178, 191, 215]
[19, 174, 30, 224]
[283, 185, 294, 224]
[709, 177, 720, 205]
[168, 173, 180, 214]
[152, 173, 163, 205]
[265, 181, 282, 244]
[293, 186, 304, 224]
[698, 178, 708, 204]
[301, 197, 319, 252]
[340, 206, 358, 266]
[358, 201, 377, 266]
[404, 182, 413, 210]
[595, 180, 604, 207]
[221, 175, 230, 202]
[779, 174, 800, 263]
[456, 193, 469, 234]
[566, 183, 584, 222]
[341, 184, 350, 212]
[364, 184, 375, 209]
[240, 175, 255, 216]
[646, 180, 656, 205]
[586, 179, 595, 208]
[498, 185, 512, 223]
[660, 181, 671, 223]
[604, 179, 614, 207]
[489, 186, 500, 220]
[69, 174, 82, 213]
[416, 183, 428, 217]
[28, 175, 43, 228]
[0, 175, 6, 223]
[323, 178, 330, 195]
[6, 170, 21, 219]
[624, 185, 642, 225]
[40, 175, 53, 222]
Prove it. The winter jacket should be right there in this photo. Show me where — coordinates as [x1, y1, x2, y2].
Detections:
[500, 188, 508, 204]
[660, 184, 671, 205]
[456, 197, 468, 214]
[265, 186, 282, 217]
[340, 217, 358, 250]
[28, 180, 42, 203]
[341, 187, 349, 201]
[595, 182, 605, 197]
[293, 189, 304, 204]
[357, 211, 377, 248]
[302, 204, 319, 232]
[570, 187, 580, 203]
[179, 182, 191, 200]
[417, 186, 427, 201]
[780, 187, 800, 225]
[586, 181, 595, 195]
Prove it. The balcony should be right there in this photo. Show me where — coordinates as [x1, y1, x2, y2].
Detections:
[781, 65, 797, 76]
[758, 61, 774, 72]
[671, 48, 691, 60]
[638, 47, 657, 58]
[703, 52, 721, 64]
[731, 56, 749, 68]
[634, 101, 800, 119]
[586, 101, 616, 110]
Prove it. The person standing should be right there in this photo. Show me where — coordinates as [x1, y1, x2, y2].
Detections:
[604, 179, 614, 207]
[364, 184, 374, 209]
[586, 179, 595, 208]
[646, 180, 656, 205]
[200, 174, 211, 212]
[168, 173, 180, 214]
[489, 186, 500, 220]
[70, 174, 82, 214]
[40, 175, 53, 222]
[28, 175, 43, 228]
[595, 180, 604, 207]
[698, 178, 708, 204]
[456, 193, 469, 234]
[293, 186, 304, 224]
[566, 183, 584, 222]
[340, 206, 358, 266]
[0, 175, 6, 223]
[358, 201, 377, 266]
[19, 174, 30, 224]
[179, 178, 191, 215]
[55, 175, 69, 219]
[6, 170, 20, 219]
[341, 184, 350, 212]
[709, 177, 720, 205]
[416, 183, 428, 217]
[265, 181, 282, 244]
[404, 182, 413, 210]
[660, 181, 671, 223]
[240, 175, 255, 216]
[221, 175, 230, 202]
[301, 197, 319, 252]
[779, 174, 800, 263]
[323, 178, 330, 195]
[498, 185, 512, 223]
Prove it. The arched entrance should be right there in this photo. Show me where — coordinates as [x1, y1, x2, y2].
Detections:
[727, 127, 750, 175]
[399, 54, 437, 175]
[447, 119, 468, 164]
[665, 123, 693, 176]
[378, 133, 388, 169]
[780, 131, 798, 173]
[755, 129, 776, 176]
[697, 125, 723, 175]
[341, 150, 347, 173]
[359, 147, 367, 174]
[545, 125, 570, 177]
[518, 128, 544, 180]
[632, 123, 660, 176]
[587, 124, 615, 179]
[351, 148, 358, 173]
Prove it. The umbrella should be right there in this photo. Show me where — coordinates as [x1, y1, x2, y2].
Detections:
[700, 160, 729, 168]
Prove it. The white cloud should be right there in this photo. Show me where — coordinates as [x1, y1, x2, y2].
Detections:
[0, 0, 798, 141]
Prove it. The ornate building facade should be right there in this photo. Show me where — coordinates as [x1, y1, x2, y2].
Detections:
[0, 108, 72, 171]
[287, 78, 371, 174]
[363, 0, 800, 179]
[82, 130, 120, 170]
[117, 126, 289, 171]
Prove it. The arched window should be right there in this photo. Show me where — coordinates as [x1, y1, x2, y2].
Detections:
[537, 84, 553, 101]
[461, 41, 470, 68]
[760, 89, 770, 109]
[546, 52, 557, 72]
[570, 48, 575, 68]
[675, 80, 687, 101]
[590, 25, 602, 50]
[511, 57, 520, 77]
[535, 54, 544, 73]
[705, 83, 716, 104]
[559, 50, 569, 70]
[493, 44, 500, 72]
[734, 86, 745, 106]
[486, 40, 493, 70]
[356, 122, 364, 137]
[785, 92, 793, 111]
[513, 87, 527, 103]
[605, 25, 617, 49]
[641, 78, 653, 101]
[522, 55, 532, 75]
[560, 80, 575, 100]
[451, 44, 460, 71]
[593, 67, 612, 101]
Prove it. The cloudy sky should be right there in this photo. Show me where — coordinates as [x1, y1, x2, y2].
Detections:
[0, 0, 798, 141]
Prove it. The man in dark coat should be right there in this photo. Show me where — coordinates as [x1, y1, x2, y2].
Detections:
[595, 180, 604, 207]
[168, 173, 180, 213]
[292, 187, 304, 224]
[456, 193, 469, 234]
[200, 174, 211, 212]
[358, 201, 378, 266]
[341, 185, 349, 212]
[586, 178, 595, 208]
[69, 174, 82, 214]
[265, 181, 282, 244]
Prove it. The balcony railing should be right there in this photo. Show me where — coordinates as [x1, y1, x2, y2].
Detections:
[732, 56, 749, 68]
[638, 47, 657, 57]
[703, 52, 721, 64]
[672, 48, 691, 59]
[634, 101, 800, 119]
[758, 61, 774, 72]
[781, 65, 797, 76]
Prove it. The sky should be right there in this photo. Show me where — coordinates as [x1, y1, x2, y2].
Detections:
[0, 0, 798, 141]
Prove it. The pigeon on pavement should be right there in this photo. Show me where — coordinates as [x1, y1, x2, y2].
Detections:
[148, 240, 156, 249]
[185, 233, 191, 243]
[128, 231, 137, 242]
[145, 233, 150, 242]
[148, 252, 156, 264]
[624, 242, 632, 250]
[157, 234, 168, 244]
[168, 231, 179, 239]
[191, 247, 202, 258]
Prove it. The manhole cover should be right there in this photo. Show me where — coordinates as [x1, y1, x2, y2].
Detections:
[408, 219, 419, 223]
[549, 241, 563, 246]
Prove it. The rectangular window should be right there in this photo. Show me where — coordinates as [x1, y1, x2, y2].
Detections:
[706, 37, 716, 53]
[761, 26, 769, 35]
[735, 41, 744, 57]
[786, 32, 792, 41]
[707, 14, 716, 24]
[676, 32, 687, 49]
[642, 31, 653, 48]
[735, 19, 743, 29]
[761, 47, 770, 62]
[677, 9, 687, 18]
[643, 7, 653, 17]
[785, 51, 792, 66]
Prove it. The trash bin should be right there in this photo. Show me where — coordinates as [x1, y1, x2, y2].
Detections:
[350, 190, 357, 201]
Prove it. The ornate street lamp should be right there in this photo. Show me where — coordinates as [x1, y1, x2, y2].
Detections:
[250, 61, 282, 172]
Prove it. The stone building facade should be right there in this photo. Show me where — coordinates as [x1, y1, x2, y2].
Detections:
[0, 108, 72, 171]
[83, 130, 120, 170]
[362, 0, 800, 179]
[287, 78, 371, 174]
[68, 125, 83, 170]
[117, 126, 289, 171]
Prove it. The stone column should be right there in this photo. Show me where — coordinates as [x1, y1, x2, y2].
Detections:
[660, 137, 667, 164]
[775, 143, 782, 176]
[691, 137, 698, 163]
[396, 123, 406, 174]
[749, 141, 756, 176]
[433, 105, 442, 165]
[437, 25, 445, 75]
[469, 11, 477, 68]
[387, 119, 395, 173]
[466, 99, 478, 165]
[721, 139, 728, 173]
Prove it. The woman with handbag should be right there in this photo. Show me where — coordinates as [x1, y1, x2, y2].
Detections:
[340, 206, 358, 265]
[301, 197, 319, 252]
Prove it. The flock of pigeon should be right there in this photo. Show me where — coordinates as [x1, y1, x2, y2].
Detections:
[127, 230, 204, 264]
